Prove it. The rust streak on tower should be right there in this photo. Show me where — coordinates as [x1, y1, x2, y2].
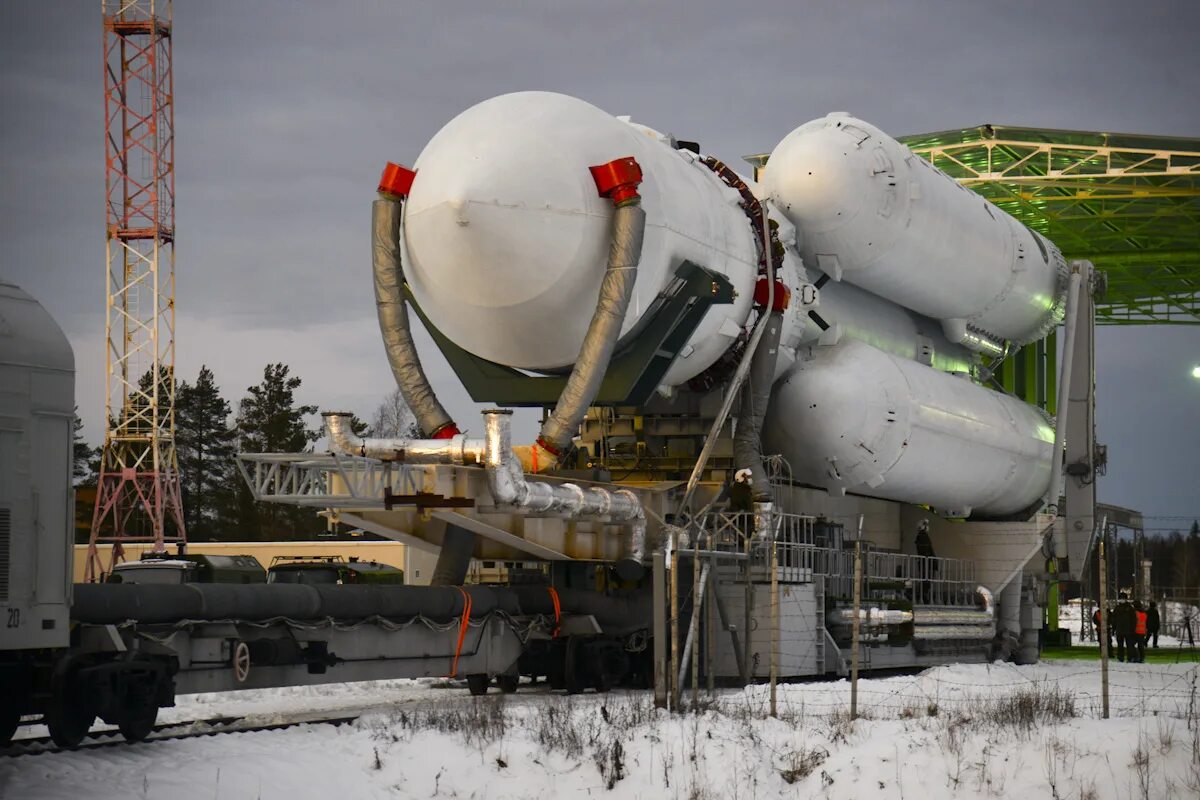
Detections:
[86, 0, 186, 581]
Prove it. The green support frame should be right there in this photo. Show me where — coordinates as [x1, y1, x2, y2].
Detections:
[405, 261, 736, 407]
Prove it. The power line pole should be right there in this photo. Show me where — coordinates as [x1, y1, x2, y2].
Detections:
[86, 0, 187, 581]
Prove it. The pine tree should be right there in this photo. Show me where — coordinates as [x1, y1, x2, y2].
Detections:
[176, 366, 237, 540]
[71, 407, 98, 485]
[234, 364, 320, 539]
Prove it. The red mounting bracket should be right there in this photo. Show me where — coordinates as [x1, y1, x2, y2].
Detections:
[589, 156, 643, 205]
[378, 162, 417, 199]
[753, 278, 791, 312]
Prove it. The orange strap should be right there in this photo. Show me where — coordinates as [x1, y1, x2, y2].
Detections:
[547, 587, 562, 639]
[447, 587, 473, 678]
[531, 444, 539, 473]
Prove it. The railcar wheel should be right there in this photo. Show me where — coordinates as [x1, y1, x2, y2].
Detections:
[466, 674, 490, 696]
[0, 700, 18, 746]
[46, 698, 93, 749]
[496, 674, 519, 694]
[563, 638, 585, 695]
[118, 701, 158, 743]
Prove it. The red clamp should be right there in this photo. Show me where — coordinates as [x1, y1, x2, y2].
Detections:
[753, 278, 791, 312]
[378, 162, 417, 199]
[546, 587, 562, 638]
[429, 422, 462, 440]
[535, 435, 561, 458]
[589, 156, 643, 205]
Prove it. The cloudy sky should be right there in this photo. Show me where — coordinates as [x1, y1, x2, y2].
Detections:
[2, 1, 1197, 526]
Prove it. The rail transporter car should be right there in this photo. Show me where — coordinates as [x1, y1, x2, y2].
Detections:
[0, 95, 1103, 747]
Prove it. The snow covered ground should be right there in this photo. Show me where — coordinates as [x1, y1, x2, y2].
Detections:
[3, 660, 1198, 800]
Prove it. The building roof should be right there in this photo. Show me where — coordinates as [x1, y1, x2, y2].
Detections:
[747, 125, 1200, 325]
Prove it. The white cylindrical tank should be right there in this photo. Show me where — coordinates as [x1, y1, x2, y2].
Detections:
[762, 339, 1054, 517]
[402, 91, 760, 386]
[764, 114, 1065, 345]
[0, 281, 75, 651]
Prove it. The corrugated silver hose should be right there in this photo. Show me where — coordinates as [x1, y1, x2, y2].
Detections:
[733, 308, 784, 498]
[373, 197, 457, 438]
[538, 202, 646, 455]
[485, 410, 646, 579]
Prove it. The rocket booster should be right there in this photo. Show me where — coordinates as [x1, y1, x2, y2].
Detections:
[397, 92, 1060, 518]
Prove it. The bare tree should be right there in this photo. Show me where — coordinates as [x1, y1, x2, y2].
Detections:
[370, 387, 420, 438]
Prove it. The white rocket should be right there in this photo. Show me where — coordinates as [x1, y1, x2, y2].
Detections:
[398, 91, 1066, 519]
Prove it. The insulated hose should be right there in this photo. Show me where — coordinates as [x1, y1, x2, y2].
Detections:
[372, 197, 458, 438]
[537, 187, 646, 457]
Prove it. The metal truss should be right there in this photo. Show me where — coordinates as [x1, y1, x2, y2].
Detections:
[236, 453, 421, 508]
[902, 127, 1200, 325]
[87, 0, 186, 581]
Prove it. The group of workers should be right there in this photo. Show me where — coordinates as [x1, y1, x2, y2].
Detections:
[1092, 595, 1161, 662]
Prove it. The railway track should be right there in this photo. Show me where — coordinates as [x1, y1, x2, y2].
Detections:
[2, 713, 362, 758]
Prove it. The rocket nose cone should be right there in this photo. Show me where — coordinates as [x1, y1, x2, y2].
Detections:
[764, 117, 868, 233]
[402, 93, 616, 370]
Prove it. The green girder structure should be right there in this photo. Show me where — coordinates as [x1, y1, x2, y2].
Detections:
[899, 125, 1200, 327]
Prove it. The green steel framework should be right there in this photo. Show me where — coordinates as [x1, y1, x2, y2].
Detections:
[745, 124, 1200, 408]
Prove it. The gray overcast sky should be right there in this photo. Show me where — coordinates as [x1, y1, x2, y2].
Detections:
[2, 1, 1197, 525]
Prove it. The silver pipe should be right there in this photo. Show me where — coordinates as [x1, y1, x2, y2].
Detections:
[373, 198, 457, 438]
[912, 608, 994, 625]
[1045, 266, 1084, 517]
[538, 202, 646, 455]
[753, 500, 776, 542]
[826, 607, 914, 628]
[913, 624, 996, 641]
[323, 411, 483, 465]
[941, 318, 1007, 359]
[734, 308, 784, 496]
[484, 410, 646, 579]
[679, 201, 777, 515]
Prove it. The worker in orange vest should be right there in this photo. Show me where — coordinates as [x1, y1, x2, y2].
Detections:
[1133, 601, 1149, 663]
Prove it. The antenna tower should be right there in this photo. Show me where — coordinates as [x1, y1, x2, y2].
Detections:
[85, 0, 186, 580]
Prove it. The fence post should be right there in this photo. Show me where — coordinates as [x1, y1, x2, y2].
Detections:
[770, 538, 779, 718]
[692, 540, 701, 708]
[706, 534, 715, 696]
[1098, 537, 1110, 719]
[850, 537, 863, 721]
[670, 536, 679, 711]
[653, 550, 667, 709]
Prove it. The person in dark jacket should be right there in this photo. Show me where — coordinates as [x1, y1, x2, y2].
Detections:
[1092, 606, 1115, 648]
[1133, 601, 1148, 662]
[914, 519, 938, 603]
[1147, 601, 1161, 648]
[1111, 596, 1136, 662]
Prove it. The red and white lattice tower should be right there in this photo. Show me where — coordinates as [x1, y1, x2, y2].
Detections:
[86, 0, 186, 581]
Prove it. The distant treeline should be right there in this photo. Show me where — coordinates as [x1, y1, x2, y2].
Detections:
[74, 364, 416, 543]
[1074, 521, 1200, 600]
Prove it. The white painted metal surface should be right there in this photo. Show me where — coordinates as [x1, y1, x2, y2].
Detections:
[763, 339, 1055, 517]
[764, 113, 1065, 344]
[388, 93, 1066, 520]
[401, 91, 759, 385]
[0, 281, 74, 650]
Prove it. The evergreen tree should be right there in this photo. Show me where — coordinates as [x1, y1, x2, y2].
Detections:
[234, 364, 320, 539]
[176, 366, 237, 540]
[71, 407, 98, 485]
